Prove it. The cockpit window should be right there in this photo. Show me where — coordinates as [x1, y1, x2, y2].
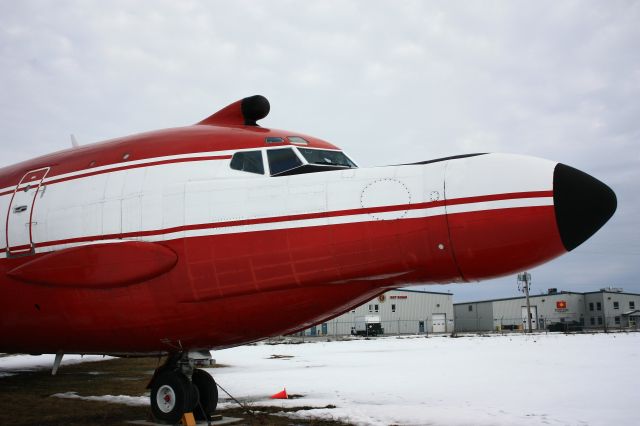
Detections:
[230, 150, 264, 174]
[297, 148, 357, 168]
[287, 136, 309, 145]
[265, 137, 284, 143]
[267, 148, 303, 175]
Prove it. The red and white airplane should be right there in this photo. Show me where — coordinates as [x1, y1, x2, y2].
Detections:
[0, 95, 616, 422]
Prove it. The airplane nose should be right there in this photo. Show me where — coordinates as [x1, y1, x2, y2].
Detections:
[553, 163, 617, 252]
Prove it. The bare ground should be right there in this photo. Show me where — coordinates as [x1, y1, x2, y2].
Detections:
[0, 357, 347, 426]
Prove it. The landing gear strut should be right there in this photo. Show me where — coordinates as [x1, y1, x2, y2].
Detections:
[149, 351, 218, 424]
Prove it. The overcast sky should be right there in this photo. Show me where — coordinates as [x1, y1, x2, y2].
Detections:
[1, 1, 638, 301]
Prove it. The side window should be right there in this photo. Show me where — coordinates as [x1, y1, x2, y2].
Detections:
[267, 148, 302, 175]
[297, 148, 356, 168]
[230, 151, 264, 175]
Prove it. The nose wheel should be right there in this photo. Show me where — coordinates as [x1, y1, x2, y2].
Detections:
[149, 352, 219, 423]
[150, 371, 192, 423]
[192, 368, 218, 420]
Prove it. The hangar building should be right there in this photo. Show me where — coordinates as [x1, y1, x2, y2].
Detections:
[454, 287, 640, 332]
[304, 289, 454, 336]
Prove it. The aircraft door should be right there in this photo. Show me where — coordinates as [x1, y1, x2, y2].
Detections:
[6, 168, 50, 256]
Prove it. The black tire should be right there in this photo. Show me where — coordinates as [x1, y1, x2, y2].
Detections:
[192, 369, 218, 420]
[150, 370, 190, 424]
[187, 382, 200, 413]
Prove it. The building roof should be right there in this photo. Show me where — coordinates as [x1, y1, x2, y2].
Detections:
[453, 289, 640, 305]
[396, 288, 453, 296]
[582, 290, 640, 297]
[453, 291, 585, 305]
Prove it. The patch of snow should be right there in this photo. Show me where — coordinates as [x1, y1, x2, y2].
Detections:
[210, 333, 640, 426]
[0, 354, 111, 374]
[52, 391, 149, 406]
[7, 334, 637, 425]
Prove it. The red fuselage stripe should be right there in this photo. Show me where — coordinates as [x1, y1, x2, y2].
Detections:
[0, 190, 553, 253]
[0, 155, 233, 196]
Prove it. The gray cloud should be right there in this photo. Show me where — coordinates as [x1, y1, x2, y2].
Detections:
[1, 0, 638, 300]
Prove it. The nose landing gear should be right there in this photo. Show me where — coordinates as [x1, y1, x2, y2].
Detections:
[148, 351, 218, 424]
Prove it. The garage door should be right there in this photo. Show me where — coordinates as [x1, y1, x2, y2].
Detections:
[432, 313, 446, 333]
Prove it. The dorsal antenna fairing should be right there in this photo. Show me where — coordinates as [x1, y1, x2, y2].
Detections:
[70, 134, 80, 148]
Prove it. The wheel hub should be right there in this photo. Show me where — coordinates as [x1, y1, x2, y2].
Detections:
[157, 385, 176, 413]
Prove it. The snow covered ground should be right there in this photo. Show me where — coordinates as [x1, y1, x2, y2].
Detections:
[2, 333, 638, 425]
[0, 353, 110, 377]
[211, 333, 639, 426]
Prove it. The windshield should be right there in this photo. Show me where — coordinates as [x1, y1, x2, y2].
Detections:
[297, 148, 357, 168]
[267, 148, 303, 175]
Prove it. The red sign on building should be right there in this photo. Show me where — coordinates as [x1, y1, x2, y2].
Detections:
[556, 300, 567, 309]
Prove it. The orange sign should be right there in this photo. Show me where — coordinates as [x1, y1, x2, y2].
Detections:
[556, 300, 567, 309]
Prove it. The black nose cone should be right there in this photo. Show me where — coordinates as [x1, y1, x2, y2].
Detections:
[553, 163, 617, 251]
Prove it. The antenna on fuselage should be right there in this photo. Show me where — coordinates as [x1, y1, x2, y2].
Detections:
[70, 134, 80, 148]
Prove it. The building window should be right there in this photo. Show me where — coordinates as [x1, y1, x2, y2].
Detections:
[596, 302, 602, 311]
[615, 316, 620, 325]
[589, 302, 594, 311]
[613, 301, 619, 309]
[631, 301, 636, 310]
[590, 317, 595, 326]
[351, 310, 355, 313]
[374, 304, 379, 313]
[597, 316, 603, 325]
[468, 305, 473, 312]
[392, 304, 396, 313]
[368, 304, 372, 313]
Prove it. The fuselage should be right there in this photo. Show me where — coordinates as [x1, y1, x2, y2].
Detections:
[0, 98, 616, 354]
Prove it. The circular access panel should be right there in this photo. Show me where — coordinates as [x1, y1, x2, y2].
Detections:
[360, 178, 412, 220]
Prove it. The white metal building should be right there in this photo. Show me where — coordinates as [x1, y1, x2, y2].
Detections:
[454, 287, 640, 332]
[304, 289, 454, 336]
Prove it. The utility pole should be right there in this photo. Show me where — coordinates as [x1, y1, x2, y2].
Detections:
[518, 272, 533, 333]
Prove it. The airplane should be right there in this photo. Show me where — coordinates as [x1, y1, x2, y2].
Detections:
[0, 95, 617, 423]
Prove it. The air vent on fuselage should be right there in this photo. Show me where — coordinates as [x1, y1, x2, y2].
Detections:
[198, 95, 270, 127]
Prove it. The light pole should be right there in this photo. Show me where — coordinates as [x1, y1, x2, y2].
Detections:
[518, 272, 532, 333]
